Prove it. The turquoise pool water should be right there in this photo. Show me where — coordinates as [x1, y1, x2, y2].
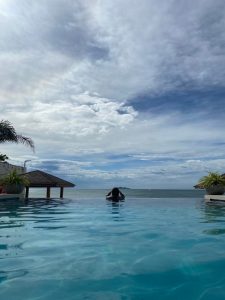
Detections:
[0, 192, 225, 299]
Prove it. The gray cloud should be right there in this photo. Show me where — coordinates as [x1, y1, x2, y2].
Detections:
[0, 0, 108, 58]
[0, 0, 108, 103]
[2, 0, 225, 102]
[1, 0, 225, 187]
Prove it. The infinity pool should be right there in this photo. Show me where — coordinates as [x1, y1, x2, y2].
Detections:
[0, 196, 225, 299]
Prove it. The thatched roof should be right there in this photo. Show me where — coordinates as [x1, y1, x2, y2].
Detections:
[21, 170, 75, 188]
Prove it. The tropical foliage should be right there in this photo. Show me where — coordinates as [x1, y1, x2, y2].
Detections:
[0, 120, 34, 150]
[198, 172, 225, 188]
[0, 169, 29, 186]
[0, 154, 8, 162]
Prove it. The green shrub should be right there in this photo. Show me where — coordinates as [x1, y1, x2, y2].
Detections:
[0, 154, 8, 161]
[0, 169, 29, 186]
[198, 172, 225, 188]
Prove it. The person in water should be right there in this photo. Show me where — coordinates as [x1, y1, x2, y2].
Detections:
[106, 187, 125, 200]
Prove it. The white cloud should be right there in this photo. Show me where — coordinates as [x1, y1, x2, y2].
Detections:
[3, 92, 137, 139]
[1, 0, 225, 187]
[62, 0, 225, 99]
[16, 156, 225, 188]
[1, 0, 225, 103]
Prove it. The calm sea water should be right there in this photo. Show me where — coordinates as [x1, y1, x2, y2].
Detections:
[1, 189, 225, 299]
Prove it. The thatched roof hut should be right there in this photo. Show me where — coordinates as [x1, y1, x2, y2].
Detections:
[21, 170, 75, 198]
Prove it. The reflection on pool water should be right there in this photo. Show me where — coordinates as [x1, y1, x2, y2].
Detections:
[1, 196, 225, 299]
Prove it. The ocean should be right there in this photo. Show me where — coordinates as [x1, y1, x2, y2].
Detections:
[26, 188, 205, 199]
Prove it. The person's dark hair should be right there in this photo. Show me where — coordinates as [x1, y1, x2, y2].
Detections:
[111, 187, 119, 197]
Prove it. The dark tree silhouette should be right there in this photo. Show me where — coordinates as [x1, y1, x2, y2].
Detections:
[0, 120, 34, 151]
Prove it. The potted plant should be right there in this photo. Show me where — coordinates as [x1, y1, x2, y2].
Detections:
[197, 172, 225, 195]
[0, 169, 29, 194]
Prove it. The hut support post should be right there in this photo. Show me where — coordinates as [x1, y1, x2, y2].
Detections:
[60, 187, 64, 199]
[46, 187, 51, 199]
[25, 187, 29, 198]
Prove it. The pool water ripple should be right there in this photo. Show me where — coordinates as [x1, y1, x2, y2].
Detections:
[1, 197, 225, 299]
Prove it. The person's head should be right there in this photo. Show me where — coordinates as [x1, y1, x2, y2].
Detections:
[111, 187, 119, 197]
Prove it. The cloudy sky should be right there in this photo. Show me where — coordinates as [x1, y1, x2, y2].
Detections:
[1, 0, 225, 188]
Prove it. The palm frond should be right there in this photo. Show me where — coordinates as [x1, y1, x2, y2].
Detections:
[0, 120, 35, 151]
[0, 120, 17, 142]
[198, 172, 225, 188]
[16, 135, 35, 151]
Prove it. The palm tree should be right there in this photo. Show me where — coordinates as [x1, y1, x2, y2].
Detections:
[0, 120, 35, 151]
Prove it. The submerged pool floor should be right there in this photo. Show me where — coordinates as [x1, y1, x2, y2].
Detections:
[0, 197, 225, 300]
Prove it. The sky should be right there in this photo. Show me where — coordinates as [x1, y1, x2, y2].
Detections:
[1, 0, 225, 188]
